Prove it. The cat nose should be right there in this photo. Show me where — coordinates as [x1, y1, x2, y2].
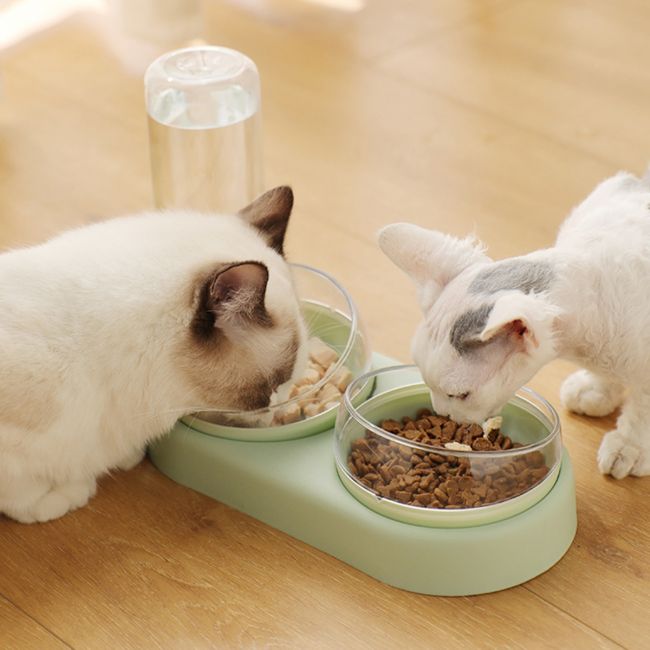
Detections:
[446, 391, 470, 401]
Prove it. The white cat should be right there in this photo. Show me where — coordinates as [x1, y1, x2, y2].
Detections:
[379, 170, 650, 479]
[0, 186, 307, 523]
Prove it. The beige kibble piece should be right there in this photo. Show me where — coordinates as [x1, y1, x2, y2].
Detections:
[278, 402, 301, 424]
[444, 441, 473, 452]
[303, 402, 324, 418]
[309, 361, 326, 378]
[329, 365, 353, 392]
[295, 367, 321, 386]
[289, 384, 301, 398]
[276, 335, 353, 426]
[317, 382, 341, 403]
[482, 416, 503, 439]
[298, 394, 319, 409]
[291, 384, 315, 405]
[308, 337, 338, 368]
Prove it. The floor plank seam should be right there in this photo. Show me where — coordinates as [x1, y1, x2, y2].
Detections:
[0, 591, 75, 649]
[367, 2, 635, 175]
[376, 58, 625, 173]
[368, 0, 521, 66]
[522, 585, 627, 648]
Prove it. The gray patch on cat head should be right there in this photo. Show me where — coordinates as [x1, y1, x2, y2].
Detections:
[450, 304, 493, 355]
[469, 259, 553, 295]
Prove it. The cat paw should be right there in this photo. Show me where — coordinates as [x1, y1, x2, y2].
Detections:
[631, 449, 650, 476]
[115, 446, 146, 471]
[597, 430, 641, 479]
[6, 479, 97, 524]
[560, 370, 623, 417]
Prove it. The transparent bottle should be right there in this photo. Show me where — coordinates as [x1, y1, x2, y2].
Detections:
[144, 45, 263, 213]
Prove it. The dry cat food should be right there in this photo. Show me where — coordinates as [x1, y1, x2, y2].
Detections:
[347, 409, 549, 509]
[273, 337, 352, 424]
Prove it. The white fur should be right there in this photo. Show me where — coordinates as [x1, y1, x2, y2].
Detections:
[379, 170, 650, 478]
[0, 210, 304, 522]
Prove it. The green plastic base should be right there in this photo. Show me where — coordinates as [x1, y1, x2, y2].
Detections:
[149, 354, 577, 596]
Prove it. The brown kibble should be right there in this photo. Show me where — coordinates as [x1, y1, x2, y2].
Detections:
[472, 437, 492, 451]
[379, 466, 392, 483]
[399, 446, 413, 460]
[382, 420, 402, 434]
[474, 484, 488, 497]
[446, 479, 459, 496]
[376, 485, 391, 498]
[419, 475, 432, 490]
[346, 410, 550, 510]
[528, 451, 546, 468]
[429, 425, 442, 439]
[433, 487, 448, 503]
[468, 424, 484, 438]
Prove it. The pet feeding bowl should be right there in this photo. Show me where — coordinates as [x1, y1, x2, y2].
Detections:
[180, 263, 373, 441]
[335, 366, 564, 528]
[150, 301, 576, 595]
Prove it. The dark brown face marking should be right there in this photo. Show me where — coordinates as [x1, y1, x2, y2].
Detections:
[450, 304, 493, 355]
[232, 329, 300, 411]
[238, 186, 294, 257]
[270, 331, 300, 390]
[239, 377, 275, 410]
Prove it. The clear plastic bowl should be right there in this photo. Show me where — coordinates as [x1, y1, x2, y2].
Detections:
[181, 263, 373, 441]
[334, 365, 563, 527]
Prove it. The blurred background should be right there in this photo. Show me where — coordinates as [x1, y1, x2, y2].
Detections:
[0, 0, 649, 361]
[2, 3, 650, 648]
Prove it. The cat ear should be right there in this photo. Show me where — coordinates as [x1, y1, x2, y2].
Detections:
[238, 186, 294, 256]
[478, 292, 560, 353]
[206, 262, 270, 327]
[378, 223, 489, 309]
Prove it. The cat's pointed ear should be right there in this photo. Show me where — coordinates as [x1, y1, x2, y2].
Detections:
[193, 262, 271, 340]
[478, 292, 561, 353]
[378, 223, 489, 309]
[238, 186, 294, 256]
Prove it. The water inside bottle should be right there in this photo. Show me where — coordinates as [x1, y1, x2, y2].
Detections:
[147, 83, 262, 213]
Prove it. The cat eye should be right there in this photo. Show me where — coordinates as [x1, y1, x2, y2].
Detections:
[447, 392, 470, 401]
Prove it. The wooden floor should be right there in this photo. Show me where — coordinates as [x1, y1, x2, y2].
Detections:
[1, 0, 650, 647]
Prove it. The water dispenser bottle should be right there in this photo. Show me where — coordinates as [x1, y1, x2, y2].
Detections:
[144, 45, 263, 212]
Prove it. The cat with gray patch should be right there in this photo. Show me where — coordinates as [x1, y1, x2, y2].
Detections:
[379, 170, 650, 479]
[0, 186, 307, 523]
